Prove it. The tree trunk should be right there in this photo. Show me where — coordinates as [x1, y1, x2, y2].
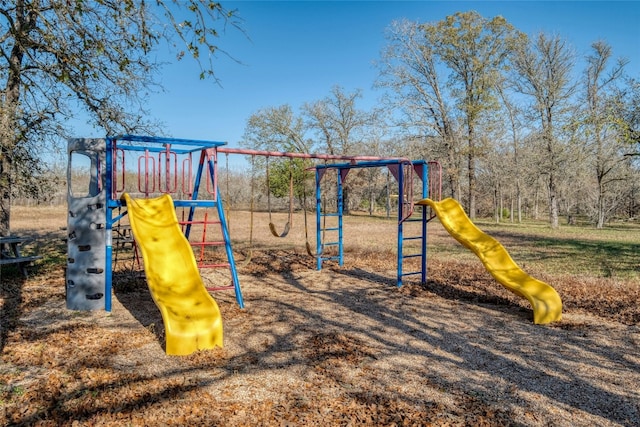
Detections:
[369, 186, 374, 216]
[548, 172, 559, 228]
[0, 153, 11, 236]
[534, 184, 540, 220]
[517, 180, 522, 223]
[467, 125, 476, 219]
[510, 196, 514, 223]
[1, 5, 26, 236]
[596, 182, 606, 229]
[494, 185, 499, 223]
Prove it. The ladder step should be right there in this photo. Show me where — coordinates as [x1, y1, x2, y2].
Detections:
[181, 220, 221, 225]
[321, 256, 340, 262]
[324, 242, 339, 246]
[191, 241, 226, 247]
[199, 262, 230, 268]
[403, 218, 423, 223]
[402, 236, 422, 241]
[402, 254, 422, 260]
[400, 271, 422, 277]
[321, 213, 340, 217]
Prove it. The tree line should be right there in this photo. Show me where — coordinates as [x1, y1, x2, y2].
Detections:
[240, 11, 639, 229]
[2, 4, 639, 235]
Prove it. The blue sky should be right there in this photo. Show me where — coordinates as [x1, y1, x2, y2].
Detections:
[73, 1, 640, 155]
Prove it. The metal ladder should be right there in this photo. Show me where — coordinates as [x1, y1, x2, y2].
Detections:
[183, 149, 244, 308]
[396, 161, 428, 286]
[316, 168, 344, 269]
[397, 201, 427, 286]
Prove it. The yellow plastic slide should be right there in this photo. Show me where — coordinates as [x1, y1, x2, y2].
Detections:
[123, 193, 223, 355]
[417, 198, 562, 324]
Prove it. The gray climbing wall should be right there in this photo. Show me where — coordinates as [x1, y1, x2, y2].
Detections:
[66, 138, 107, 310]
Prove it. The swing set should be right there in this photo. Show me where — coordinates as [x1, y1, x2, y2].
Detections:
[217, 147, 442, 286]
[66, 135, 440, 313]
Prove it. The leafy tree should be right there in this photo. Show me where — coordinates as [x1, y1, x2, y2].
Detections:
[377, 13, 523, 217]
[424, 11, 523, 219]
[240, 105, 312, 207]
[0, 0, 241, 235]
[618, 77, 640, 154]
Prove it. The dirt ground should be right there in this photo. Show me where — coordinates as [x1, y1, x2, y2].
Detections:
[1, 206, 639, 426]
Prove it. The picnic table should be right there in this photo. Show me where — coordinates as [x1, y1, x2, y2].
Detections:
[0, 236, 42, 278]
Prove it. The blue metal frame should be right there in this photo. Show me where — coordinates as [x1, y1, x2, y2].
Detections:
[396, 164, 405, 286]
[314, 159, 431, 287]
[104, 135, 244, 311]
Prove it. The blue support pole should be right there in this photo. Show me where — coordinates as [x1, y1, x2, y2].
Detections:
[420, 164, 428, 284]
[215, 186, 245, 308]
[396, 164, 404, 287]
[105, 137, 114, 311]
[337, 168, 344, 266]
[315, 168, 322, 270]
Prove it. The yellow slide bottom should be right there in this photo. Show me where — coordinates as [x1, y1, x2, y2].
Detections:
[417, 198, 562, 324]
[123, 193, 223, 355]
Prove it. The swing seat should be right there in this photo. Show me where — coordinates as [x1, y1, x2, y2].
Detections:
[269, 221, 291, 238]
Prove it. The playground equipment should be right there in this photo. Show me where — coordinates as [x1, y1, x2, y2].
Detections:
[266, 156, 294, 238]
[218, 147, 443, 286]
[67, 138, 107, 310]
[67, 133, 558, 341]
[67, 136, 440, 313]
[67, 135, 245, 313]
[417, 198, 562, 324]
[124, 193, 223, 355]
[313, 159, 434, 284]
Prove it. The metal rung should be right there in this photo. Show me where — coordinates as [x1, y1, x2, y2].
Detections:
[199, 263, 230, 268]
[324, 242, 339, 246]
[402, 236, 422, 241]
[321, 227, 340, 232]
[181, 220, 221, 225]
[400, 271, 422, 277]
[321, 256, 340, 261]
[321, 213, 340, 217]
[191, 241, 225, 247]
[402, 254, 422, 259]
[403, 218, 423, 223]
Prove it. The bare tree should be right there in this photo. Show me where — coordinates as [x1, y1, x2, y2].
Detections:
[241, 105, 310, 153]
[581, 41, 629, 228]
[511, 33, 576, 228]
[302, 86, 376, 156]
[495, 80, 525, 222]
[0, 0, 241, 235]
[303, 86, 378, 213]
[376, 19, 462, 200]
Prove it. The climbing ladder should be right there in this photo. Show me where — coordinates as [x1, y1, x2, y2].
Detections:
[396, 160, 442, 285]
[182, 148, 242, 299]
[315, 167, 345, 267]
[394, 161, 427, 286]
[314, 159, 441, 287]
